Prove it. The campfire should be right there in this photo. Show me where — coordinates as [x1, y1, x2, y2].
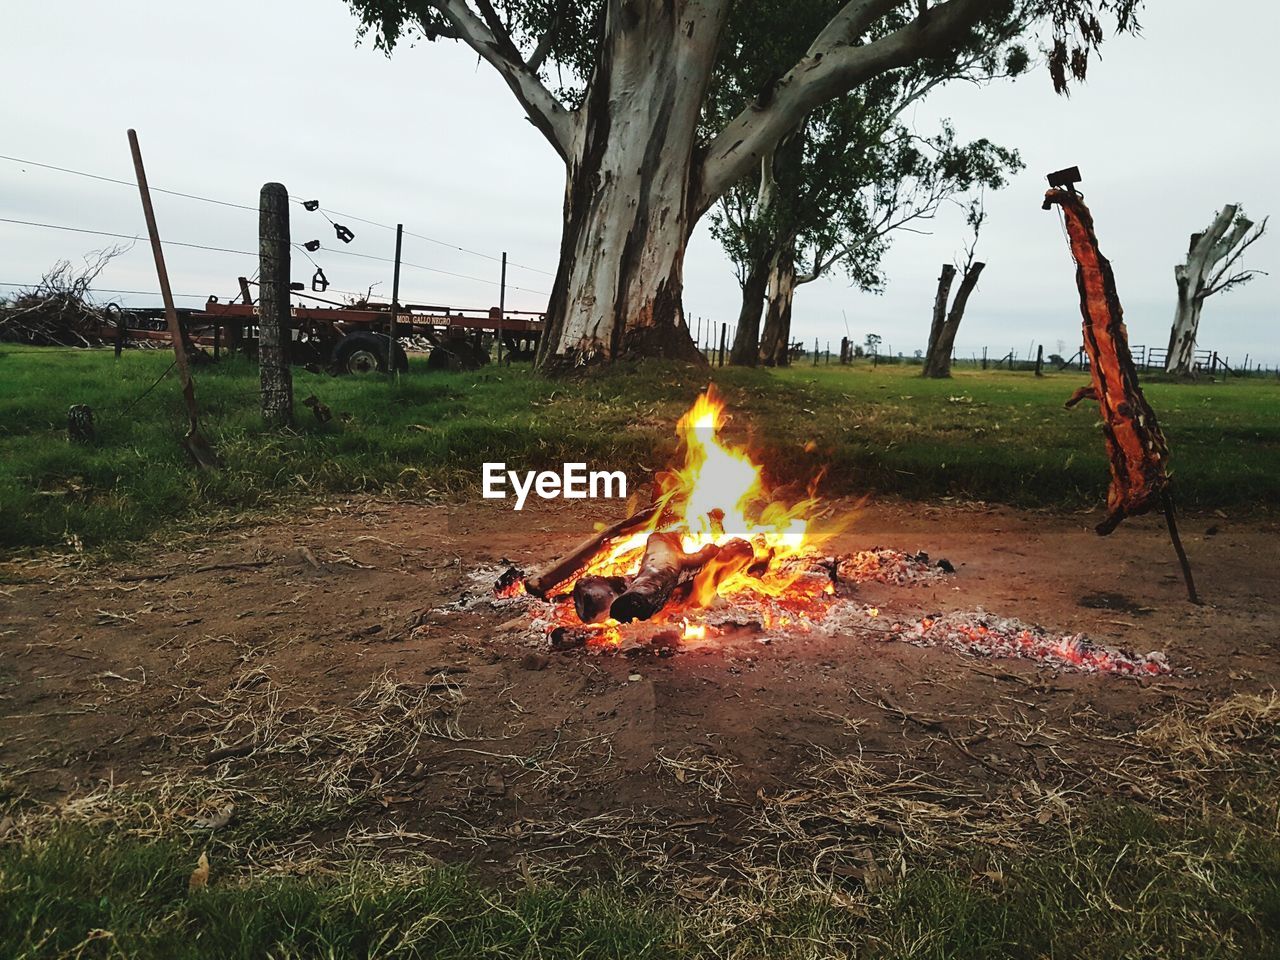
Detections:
[486, 388, 1169, 676]
[496, 386, 855, 651]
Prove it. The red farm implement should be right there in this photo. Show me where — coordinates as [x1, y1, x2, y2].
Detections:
[106, 284, 544, 374]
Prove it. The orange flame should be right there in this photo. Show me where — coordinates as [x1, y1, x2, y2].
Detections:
[574, 386, 845, 617]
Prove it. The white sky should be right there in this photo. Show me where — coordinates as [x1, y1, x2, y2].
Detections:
[2, 1, 1277, 365]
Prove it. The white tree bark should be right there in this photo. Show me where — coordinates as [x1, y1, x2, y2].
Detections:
[697, 0, 986, 211]
[758, 247, 797, 367]
[417, 0, 996, 368]
[1165, 204, 1257, 376]
[535, 0, 727, 367]
[431, 0, 577, 158]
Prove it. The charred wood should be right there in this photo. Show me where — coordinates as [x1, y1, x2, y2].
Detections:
[524, 503, 660, 598]
[573, 575, 628, 623]
[550, 626, 591, 651]
[610, 533, 720, 623]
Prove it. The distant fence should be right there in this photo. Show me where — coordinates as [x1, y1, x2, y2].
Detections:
[687, 326, 1280, 378]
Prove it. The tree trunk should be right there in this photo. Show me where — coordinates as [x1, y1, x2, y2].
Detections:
[259, 182, 292, 425]
[924, 261, 984, 379]
[729, 259, 769, 366]
[1166, 287, 1204, 377]
[922, 263, 957, 377]
[534, 1, 726, 371]
[1164, 205, 1247, 377]
[758, 246, 796, 367]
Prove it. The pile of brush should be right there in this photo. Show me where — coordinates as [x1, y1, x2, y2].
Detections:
[0, 251, 124, 346]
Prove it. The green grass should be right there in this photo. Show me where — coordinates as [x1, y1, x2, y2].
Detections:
[2, 347, 1278, 553]
[3, 793, 1278, 959]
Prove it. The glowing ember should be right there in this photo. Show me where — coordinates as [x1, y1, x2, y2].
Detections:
[889, 610, 1171, 676]
[682, 623, 708, 642]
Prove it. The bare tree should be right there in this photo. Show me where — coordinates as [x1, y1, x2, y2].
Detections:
[1164, 205, 1268, 376]
[922, 195, 985, 378]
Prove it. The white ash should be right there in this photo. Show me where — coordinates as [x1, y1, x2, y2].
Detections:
[870, 607, 1170, 676]
[835, 549, 953, 586]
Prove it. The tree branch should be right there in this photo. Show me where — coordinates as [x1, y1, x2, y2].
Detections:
[526, 0, 571, 74]
[696, 0, 987, 212]
[1202, 215, 1268, 299]
[429, 0, 576, 160]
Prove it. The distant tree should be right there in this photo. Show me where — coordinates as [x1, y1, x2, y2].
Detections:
[865, 332, 883, 355]
[1165, 204, 1268, 376]
[710, 9, 1024, 367]
[923, 195, 987, 378]
[345, 0, 1142, 371]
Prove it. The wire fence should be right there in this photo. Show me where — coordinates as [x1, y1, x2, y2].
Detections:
[5, 153, 1277, 377]
[0, 152, 555, 309]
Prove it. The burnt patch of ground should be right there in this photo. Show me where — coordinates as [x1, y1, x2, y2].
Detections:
[1, 496, 1278, 885]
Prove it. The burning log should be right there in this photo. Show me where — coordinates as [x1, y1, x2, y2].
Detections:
[610, 533, 720, 623]
[524, 503, 660, 598]
[573, 575, 628, 623]
[689, 538, 755, 607]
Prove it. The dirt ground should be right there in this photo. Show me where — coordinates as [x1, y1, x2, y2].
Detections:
[2, 496, 1278, 872]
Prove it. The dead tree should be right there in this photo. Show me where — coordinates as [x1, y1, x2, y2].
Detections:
[923, 198, 986, 378]
[1165, 205, 1268, 376]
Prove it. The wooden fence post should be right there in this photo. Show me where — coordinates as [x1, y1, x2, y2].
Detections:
[1035, 344, 1044, 377]
[259, 183, 293, 425]
[496, 250, 506, 364]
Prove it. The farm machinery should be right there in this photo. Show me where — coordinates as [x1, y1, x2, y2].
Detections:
[101, 282, 545, 373]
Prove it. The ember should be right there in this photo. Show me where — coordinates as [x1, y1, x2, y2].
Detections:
[887, 609, 1171, 676]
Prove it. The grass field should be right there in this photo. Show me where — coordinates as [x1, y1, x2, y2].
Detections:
[2, 346, 1278, 553]
[4, 347, 1280, 958]
[3, 772, 1278, 959]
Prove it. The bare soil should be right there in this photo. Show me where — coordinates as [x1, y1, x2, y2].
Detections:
[2, 497, 1277, 870]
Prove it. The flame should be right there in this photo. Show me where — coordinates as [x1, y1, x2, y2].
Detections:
[568, 386, 844, 626]
[682, 623, 707, 642]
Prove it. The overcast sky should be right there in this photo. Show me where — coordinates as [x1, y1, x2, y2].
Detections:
[2, 1, 1277, 365]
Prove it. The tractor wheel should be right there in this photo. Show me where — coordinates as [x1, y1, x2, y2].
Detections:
[332, 333, 408, 375]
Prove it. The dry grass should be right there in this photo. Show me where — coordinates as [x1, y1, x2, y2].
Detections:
[4, 678, 1279, 959]
[1137, 690, 1280, 764]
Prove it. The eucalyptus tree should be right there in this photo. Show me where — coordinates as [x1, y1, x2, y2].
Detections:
[346, 0, 1141, 371]
[716, 107, 1019, 367]
[709, 11, 1023, 368]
